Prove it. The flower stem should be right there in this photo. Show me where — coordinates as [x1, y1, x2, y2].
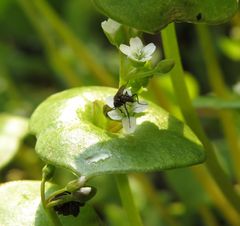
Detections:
[115, 174, 144, 226]
[196, 24, 240, 183]
[41, 178, 63, 226]
[161, 23, 240, 212]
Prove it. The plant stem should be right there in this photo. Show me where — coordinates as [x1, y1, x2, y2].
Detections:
[192, 166, 240, 225]
[161, 23, 240, 212]
[196, 24, 240, 183]
[33, 0, 116, 87]
[115, 174, 144, 226]
[199, 206, 219, 226]
[41, 178, 63, 226]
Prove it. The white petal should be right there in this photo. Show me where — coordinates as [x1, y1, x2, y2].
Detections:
[101, 19, 121, 34]
[123, 88, 132, 96]
[130, 37, 143, 53]
[130, 37, 143, 48]
[119, 44, 131, 56]
[142, 43, 156, 57]
[122, 117, 136, 134]
[107, 109, 123, 120]
[132, 102, 148, 113]
[105, 96, 114, 108]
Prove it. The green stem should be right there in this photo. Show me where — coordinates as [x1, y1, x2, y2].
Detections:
[192, 166, 240, 225]
[33, 0, 115, 87]
[161, 23, 240, 212]
[119, 52, 127, 86]
[115, 174, 144, 226]
[199, 206, 219, 226]
[196, 24, 240, 183]
[41, 178, 63, 226]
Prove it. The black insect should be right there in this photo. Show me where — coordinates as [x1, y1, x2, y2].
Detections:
[196, 13, 202, 21]
[51, 187, 96, 217]
[104, 85, 145, 128]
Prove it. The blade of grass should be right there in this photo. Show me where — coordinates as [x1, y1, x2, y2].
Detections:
[33, 0, 116, 87]
[18, 0, 83, 87]
[196, 24, 240, 183]
[161, 23, 240, 213]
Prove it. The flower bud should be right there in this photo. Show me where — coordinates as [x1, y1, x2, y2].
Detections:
[101, 18, 125, 46]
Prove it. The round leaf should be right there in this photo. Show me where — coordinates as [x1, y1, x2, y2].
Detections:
[92, 0, 238, 33]
[0, 181, 101, 226]
[30, 87, 205, 177]
[0, 114, 29, 169]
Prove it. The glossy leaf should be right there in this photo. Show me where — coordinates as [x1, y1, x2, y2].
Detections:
[92, 0, 238, 33]
[0, 114, 29, 169]
[0, 181, 101, 226]
[30, 87, 205, 177]
[193, 96, 240, 109]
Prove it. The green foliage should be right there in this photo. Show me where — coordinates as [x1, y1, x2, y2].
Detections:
[0, 0, 239, 225]
[219, 37, 240, 61]
[30, 86, 205, 177]
[0, 181, 101, 226]
[0, 114, 28, 169]
[193, 96, 240, 109]
[92, 0, 238, 33]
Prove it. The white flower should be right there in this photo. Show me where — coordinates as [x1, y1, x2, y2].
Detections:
[101, 18, 121, 34]
[233, 81, 240, 95]
[119, 37, 156, 63]
[105, 88, 148, 134]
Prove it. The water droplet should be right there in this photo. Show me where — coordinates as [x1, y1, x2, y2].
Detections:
[85, 153, 111, 164]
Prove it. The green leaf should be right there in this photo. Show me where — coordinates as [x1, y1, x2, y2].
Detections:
[30, 87, 205, 177]
[0, 181, 101, 226]
[0, 114, 29, 169]
[193, 96, 240, 109]
[92, 0, 238, 33]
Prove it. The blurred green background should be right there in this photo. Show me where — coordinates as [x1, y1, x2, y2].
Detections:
[1, 1, 240, 225]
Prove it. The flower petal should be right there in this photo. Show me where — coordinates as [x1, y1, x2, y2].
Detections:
[132, 102, 148, 113]
[129, 37, 143, 53]
[142, 43, 156, 57]
[123, 88, 132, 96]
[101, 19, 121, 34]
[107, 109, 123, 120]
[119, 44, 131, 56]
[130, 37, 143, 48]
[122, 116, 136, 134]
[105, 96, 114, 108]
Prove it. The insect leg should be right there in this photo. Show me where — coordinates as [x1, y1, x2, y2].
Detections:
[132, 94, 147, 105]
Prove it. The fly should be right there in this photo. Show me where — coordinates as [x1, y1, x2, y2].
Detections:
[104, 85, 146, 128]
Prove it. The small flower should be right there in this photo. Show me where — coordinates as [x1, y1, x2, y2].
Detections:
[101, 18, 121, 34]
[119, 37, 156, 63]
[105, 88, 148, 134]
[101, 18, 124, 46]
